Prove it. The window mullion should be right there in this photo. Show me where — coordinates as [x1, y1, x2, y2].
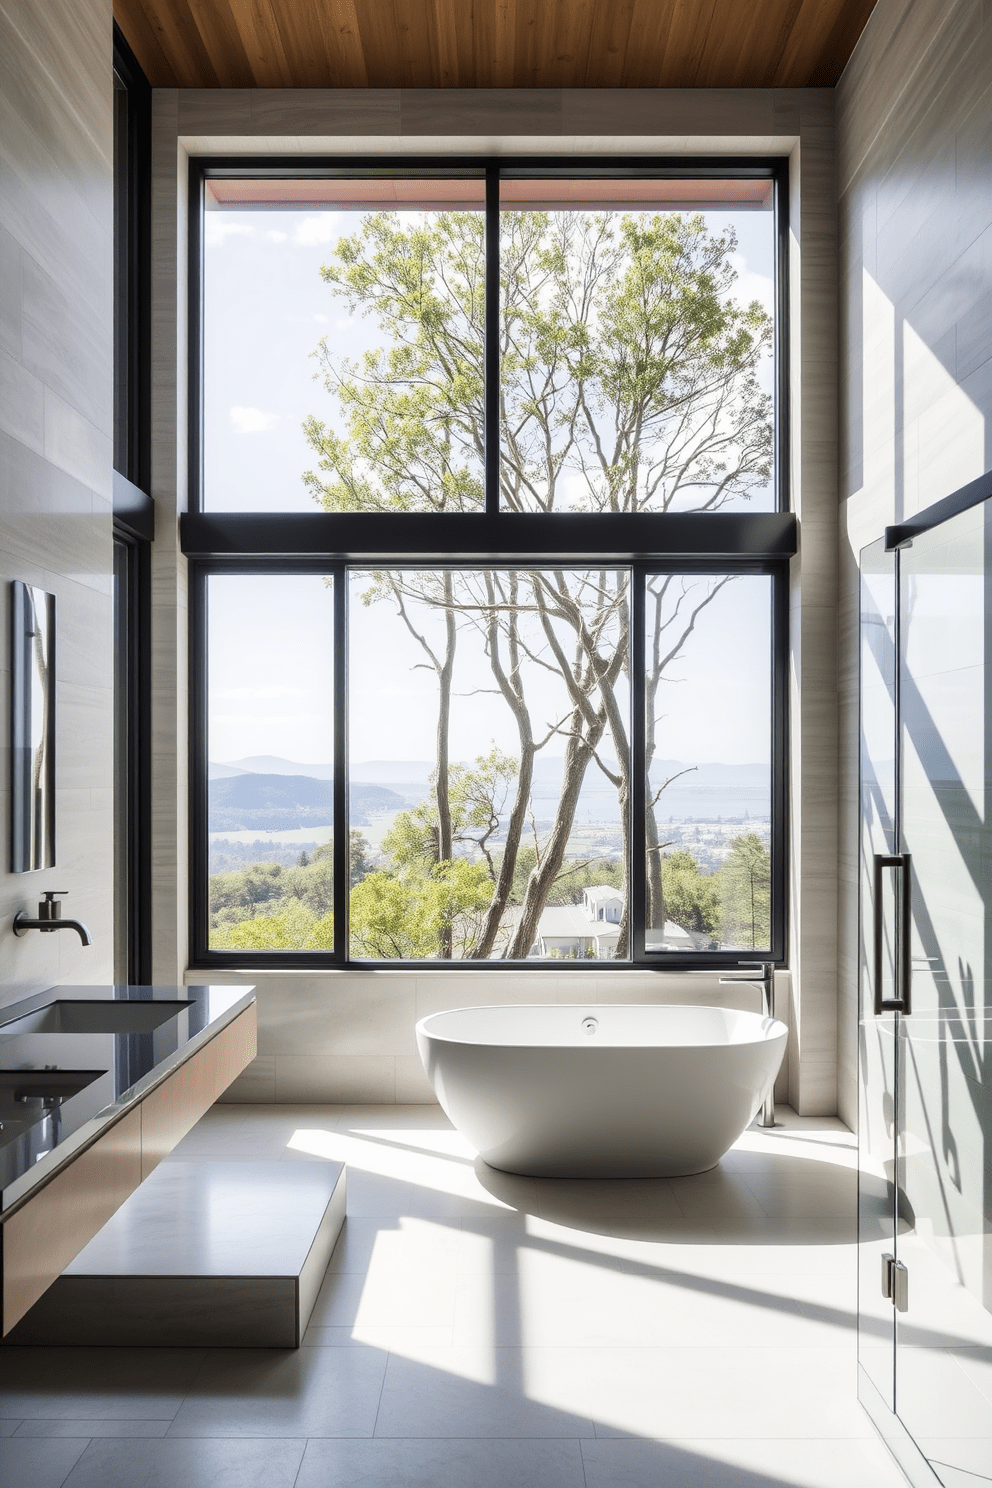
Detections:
[484, 166, 500, 517]
[333, 566, 348, 961]
[630, 568, 647, 961]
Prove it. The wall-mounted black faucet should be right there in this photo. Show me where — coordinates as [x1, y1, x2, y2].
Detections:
[13, 891, 92, 946]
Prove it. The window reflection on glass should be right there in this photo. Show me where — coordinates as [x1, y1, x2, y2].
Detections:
[499, 178, 775, 513]
[206, 573, 335, 950]
[202, 177, 486, 513]
[644, 573, 771, 953]
[348, 568, 629, 961]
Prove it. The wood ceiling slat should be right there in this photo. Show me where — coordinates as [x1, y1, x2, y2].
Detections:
[703, 0, 803, 89]
[114, 0, 879, 90]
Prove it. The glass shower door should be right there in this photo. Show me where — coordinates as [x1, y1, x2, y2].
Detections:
[858, 540, 900, 1424]
[895, 502, 992, 1485]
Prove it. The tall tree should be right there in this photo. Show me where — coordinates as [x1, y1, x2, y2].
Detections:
[304, 207, 773, 957]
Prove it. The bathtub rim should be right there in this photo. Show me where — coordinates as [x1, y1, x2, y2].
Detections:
[416, 1001, 788, 1050]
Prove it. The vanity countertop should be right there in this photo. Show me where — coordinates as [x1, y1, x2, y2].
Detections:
[0, 984, 255, 1212]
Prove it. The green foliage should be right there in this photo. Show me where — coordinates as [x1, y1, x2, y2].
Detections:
[661, 849, 721, 941]
[207, 830, 374, 949]
[382, 749, 518, 878]
[209, 861, 284, 919]
[303, 211, 485, 515]
[718, 834, 771, 949]
[349, 860, 493, 960]
[304, 208, 772, 519]
[212, 898, 334, 951]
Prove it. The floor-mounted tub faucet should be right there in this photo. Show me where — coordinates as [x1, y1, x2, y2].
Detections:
[13, 891, 92, 946]
[720, 962, 777, 1128]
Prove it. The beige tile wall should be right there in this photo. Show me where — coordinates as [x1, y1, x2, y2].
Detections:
[0, 0, 115, 1009]
[153, 88, 840, 1112]
[836, 0, 992, 1125]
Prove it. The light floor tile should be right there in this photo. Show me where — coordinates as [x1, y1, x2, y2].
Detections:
[915, 1439, 992, 1486]
[522, 1346, 872, 1440]
[310, 1264, 458, 1329]
[669, 1172, 770, 1222]
[295, 1436, 587, 1487]
[27, 1103, 923, 1488]
[581, 1436, 908, 1487]
[167, 1346, 387, 1438]
[61, 1437, 306, 1488]
[0, 1437, 88, 1488]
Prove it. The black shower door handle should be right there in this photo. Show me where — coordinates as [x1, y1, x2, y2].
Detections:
[873, 853, 912, 1015]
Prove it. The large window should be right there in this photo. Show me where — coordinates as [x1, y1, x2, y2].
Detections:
[185, 160, 792, 968]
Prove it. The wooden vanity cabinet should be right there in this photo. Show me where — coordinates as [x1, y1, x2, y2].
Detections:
[1, 1002, 257, 1335]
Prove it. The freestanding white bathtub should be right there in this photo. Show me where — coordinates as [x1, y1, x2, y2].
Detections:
[416, 1003, 788, 1177]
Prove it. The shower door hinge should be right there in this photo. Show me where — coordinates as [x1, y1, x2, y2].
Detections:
[881, 1254, 909, 1312]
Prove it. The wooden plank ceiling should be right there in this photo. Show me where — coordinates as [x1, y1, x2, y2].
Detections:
[115, 0, 879, 90]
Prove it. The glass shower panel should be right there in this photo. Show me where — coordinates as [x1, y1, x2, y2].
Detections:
[896, 502, 992, 1481]
[858, 539, 900, 1420]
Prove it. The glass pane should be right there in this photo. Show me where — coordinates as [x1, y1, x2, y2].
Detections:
[207, 573, 335, 951]
[348, 568, 629, 961]
[499, 178, 775, 513]
[896, 503, 992, 1478]
[857, 539, 898, 1421]
[644, 573, 771, 953]
[202, 177, 486, 512]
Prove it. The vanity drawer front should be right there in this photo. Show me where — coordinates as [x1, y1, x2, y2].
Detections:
[2, 1106, 142, 1334]
[140, 1005, 257, 1177]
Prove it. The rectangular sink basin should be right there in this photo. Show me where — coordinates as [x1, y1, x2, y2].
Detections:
[0, 1000, 194, 1037]
[0, 1069, 107, 1113]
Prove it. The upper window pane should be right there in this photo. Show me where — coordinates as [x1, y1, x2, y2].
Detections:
[499, 178, 775, 514]
[202, 176, 486, 512]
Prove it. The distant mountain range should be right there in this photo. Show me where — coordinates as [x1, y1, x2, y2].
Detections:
[207, 756, 769, 833]
[209, 772, 404, 832]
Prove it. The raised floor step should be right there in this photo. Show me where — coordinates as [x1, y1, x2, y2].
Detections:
[5, 1159, 345, 1348]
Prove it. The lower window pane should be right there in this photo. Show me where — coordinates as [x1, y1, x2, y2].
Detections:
[645, 574, 771, 953]
[207, 573, 335, 951]
[349, 568, 629, 961]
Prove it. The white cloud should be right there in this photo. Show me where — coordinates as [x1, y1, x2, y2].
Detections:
[230, 405, 279, 434]
[204, 218, 255, 247]
[293, 214, 339, 246]
[728, 253, 774, 314]
[266, 229, 288, 243]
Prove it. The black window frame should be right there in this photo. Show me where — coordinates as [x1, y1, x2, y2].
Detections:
[112, 25, 153, 985]
[183, 155, 794, 972]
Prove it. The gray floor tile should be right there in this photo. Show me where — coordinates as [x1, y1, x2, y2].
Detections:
[0, 1347, 204, 1420]
[0, 1437, 88, 1488]
[373, 1347, 597, 1438]
[14, 1418, 171, 1437]
[167, 1344, 387, 1438]
[581, 1437, 908, 1487]
[0, 1419, 19, 1436]
[61, 1437, 306, 1488]
[295, 1437, 587, 1487]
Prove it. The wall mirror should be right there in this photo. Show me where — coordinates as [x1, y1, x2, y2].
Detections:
[11, 581, 56, 872]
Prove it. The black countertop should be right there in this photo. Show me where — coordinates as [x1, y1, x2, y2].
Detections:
[0, 984, 255, 1212]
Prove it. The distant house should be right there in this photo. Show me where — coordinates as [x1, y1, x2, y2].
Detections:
[529, 884, 701, 959]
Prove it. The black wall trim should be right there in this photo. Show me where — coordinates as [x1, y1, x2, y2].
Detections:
[181, 511, 797, 562]
[885, 468, 992, 550]
[113, 471, 155, 542]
